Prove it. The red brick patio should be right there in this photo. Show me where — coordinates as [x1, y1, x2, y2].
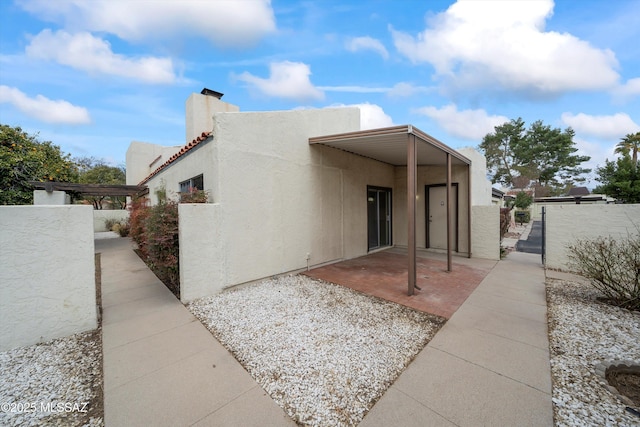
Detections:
[303, 249, 497, 319]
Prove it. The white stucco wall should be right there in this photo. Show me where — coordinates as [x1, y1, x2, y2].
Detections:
[471, 205, 500, 260]
[126, 140, 182, 186]
[185, 92, 239, 143]
[212, 107, 371, 288]
[33, 190, 69, 205]
[0, 205, 97, 351]
[179, 203, 226, 302]
[545, 204, 640, 271]
[93, 209, 129, 232]
[144, 139, 215, 204]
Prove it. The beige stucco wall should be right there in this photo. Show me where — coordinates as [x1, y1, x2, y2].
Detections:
[179, 203, 225, 302]
[126, 140, 182, 186]
[0, 205, 97, 351]
[545, 204, 640, 271]
[185, 92, 240, 143]
[393, 165, 472, 254]
[471, 205, 500, 260]
[177, 107, 421, 301]
[140, 102, 495, 300]
[211, 107, 381, 289]
[457, 147, 492, 207]
[531, 199, 608, 220]
[144, 139, 215, 203]
[93, 209, 129, 232]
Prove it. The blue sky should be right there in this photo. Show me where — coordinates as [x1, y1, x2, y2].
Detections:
[1, 0, 639, 187]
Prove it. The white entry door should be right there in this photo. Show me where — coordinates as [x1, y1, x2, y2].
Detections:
[427, 185, 458, 250]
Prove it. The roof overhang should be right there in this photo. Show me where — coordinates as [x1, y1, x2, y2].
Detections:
[309, 125, 471, 166]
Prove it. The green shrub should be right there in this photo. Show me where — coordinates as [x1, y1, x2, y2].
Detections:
[145, 200, 180, 295]
[567, 234, 640, 310]
[128, 191, 209, 298]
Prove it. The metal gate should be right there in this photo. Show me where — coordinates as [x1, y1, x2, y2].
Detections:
[541, 206, 546, 265]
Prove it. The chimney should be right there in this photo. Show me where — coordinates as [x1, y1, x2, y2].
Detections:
[185, 89, 240, 142]
[200, 88, 224, 99]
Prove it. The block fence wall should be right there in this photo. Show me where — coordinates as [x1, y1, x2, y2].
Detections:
[471, 205, 500, 261]
[0, 205, 97, 351]
[544, 204, 640, 271]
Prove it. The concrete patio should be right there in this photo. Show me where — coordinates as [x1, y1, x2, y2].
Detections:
[96, 236, 553, 426]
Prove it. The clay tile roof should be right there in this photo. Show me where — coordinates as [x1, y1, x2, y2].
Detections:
[138, 131, 212, 185]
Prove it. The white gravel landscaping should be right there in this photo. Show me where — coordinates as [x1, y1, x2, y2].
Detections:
[0, 330, 103, 427]
[188, 274, 445, 427]
[547, 277, 640, 426]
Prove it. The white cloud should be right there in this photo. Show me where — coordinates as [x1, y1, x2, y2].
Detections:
[0, 85, 91, 124]
[560, 112, 640, 139]
[415, 104, 508, 140]
[357, 103, 394, 129]
[612, 77, 640, 100]
[390, 0, 619, 95]
[235, 61, 324, 102]
[327, 103, 394, 129]
[345, 36, 389, 59]
[18, 0, 276, 47]
[26, 30, 177, 84]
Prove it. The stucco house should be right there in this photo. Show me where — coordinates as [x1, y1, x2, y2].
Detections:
[126, 89, 499, 302]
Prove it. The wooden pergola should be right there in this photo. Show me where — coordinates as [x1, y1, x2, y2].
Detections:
[29, 181, 147, 197]
[309, 125, 472, 296]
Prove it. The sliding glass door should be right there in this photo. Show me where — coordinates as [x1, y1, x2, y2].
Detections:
[367, 186, 392, 251]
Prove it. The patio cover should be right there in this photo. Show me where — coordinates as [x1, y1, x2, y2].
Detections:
[309, 125, 472, 296]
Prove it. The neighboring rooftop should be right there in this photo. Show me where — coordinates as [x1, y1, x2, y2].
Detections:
[567, 186, 590, 196]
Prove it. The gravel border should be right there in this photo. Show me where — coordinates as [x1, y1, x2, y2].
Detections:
[188, 275, 445, 426]
[0, 329, 104, 427]
[546, 277, 640, 426]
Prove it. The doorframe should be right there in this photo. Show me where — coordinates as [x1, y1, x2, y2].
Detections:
[425, 183, 459, 251]
[367, 185, 393, 251]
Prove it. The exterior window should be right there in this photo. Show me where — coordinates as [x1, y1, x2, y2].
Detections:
[180, 174, 204, 193]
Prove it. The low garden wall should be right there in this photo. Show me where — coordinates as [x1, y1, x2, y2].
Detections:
[0, 205, 97, 351]
[93, 209, 129, 232]
[545, 204, 640, 271]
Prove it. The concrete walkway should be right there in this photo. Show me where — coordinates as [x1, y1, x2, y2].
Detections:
[96, 238, 553, 426]
[360, 251, 553, 426]
[96, 238, 295, 427]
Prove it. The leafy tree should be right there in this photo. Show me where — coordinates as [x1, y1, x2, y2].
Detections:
[614, 132, 640, 172]
[479, 118, 591, 194]
[514, 190, 533, 210]
[0, 124, 78, 205]
[76, 156, 127, 209]
[593, 154, 640, 203]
